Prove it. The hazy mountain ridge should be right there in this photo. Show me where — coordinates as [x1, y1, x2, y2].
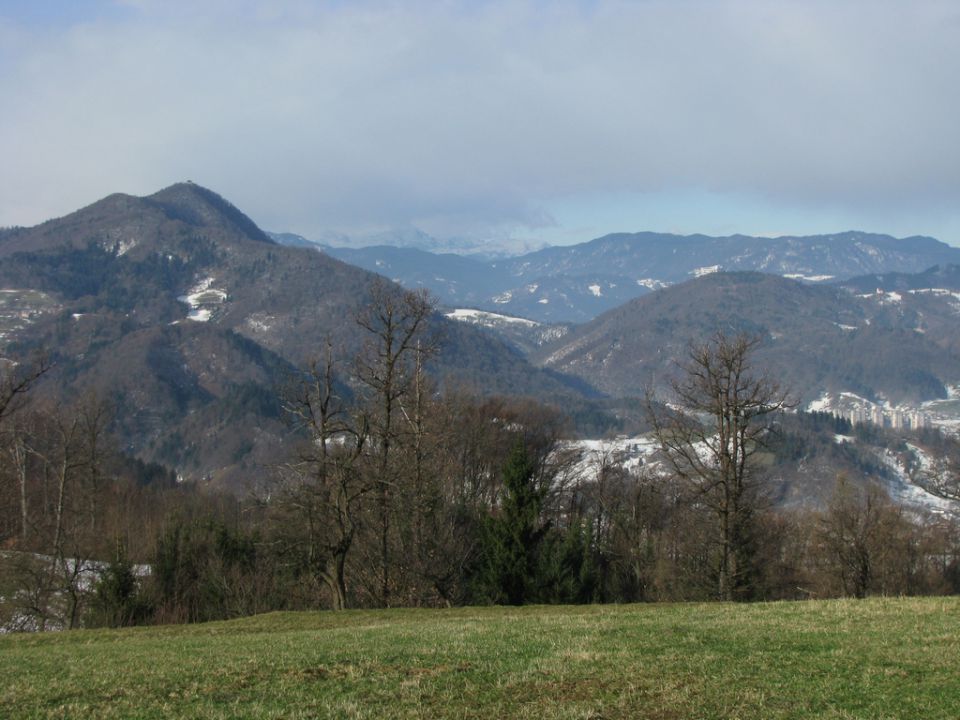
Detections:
[838, 264, 960, 294]
[268, 227, 546, 261]
[292, 230, 960, 323]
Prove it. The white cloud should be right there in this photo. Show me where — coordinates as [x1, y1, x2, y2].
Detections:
[1, 0, 959, 242]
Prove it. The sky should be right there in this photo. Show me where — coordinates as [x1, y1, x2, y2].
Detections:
[2, 0, 959, 249]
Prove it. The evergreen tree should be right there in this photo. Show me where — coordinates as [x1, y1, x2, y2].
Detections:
[480, 441, 550, 605]
[539, 520, 599, 604]
[89, 545, 150, 627]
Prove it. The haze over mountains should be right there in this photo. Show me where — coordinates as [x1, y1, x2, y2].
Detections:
[282, 230, 960, 323]
[3, 182, 960, 510]
[289, 222, 960, 436]
[268, 228, 546, 261]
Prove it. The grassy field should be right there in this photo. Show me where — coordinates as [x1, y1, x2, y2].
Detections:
[1, 598, 958, 719]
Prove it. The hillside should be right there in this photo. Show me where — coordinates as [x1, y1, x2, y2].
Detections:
[322, 244, 500, 308]
[533, 272, 960, 406]
[838, 263, 960, 294]
[306, 230, 960, 323]
[2, 599, 958, 719]
[0, 184, 589, 485]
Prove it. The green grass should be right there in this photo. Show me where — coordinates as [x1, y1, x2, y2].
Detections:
[1, 598, 959, 719]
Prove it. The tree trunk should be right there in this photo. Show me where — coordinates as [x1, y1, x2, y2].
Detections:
[326, 553, 348, 611]
[14, 438, 28, 542]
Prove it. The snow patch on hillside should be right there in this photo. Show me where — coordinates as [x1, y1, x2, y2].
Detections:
[539, 325, 569, 342]
[177, 277, 227, 322]
[245, 314, 274, 333]
[859, 289, 903, 305]
[563, 436, 661, 477]
[588, 284, 602, 297]
[909, 288, 960, 312]
[806, 392, 833, 412]
[909, 288, 960, 300]
[446, 308, 539, 327]
[564, 433, 958, 516]
[692, 265, 720, 277]
[636, 278, 669, 290]
[875, 449, 956, 514]
[116, 238, 137, 256]
[783, 273, 835, 282]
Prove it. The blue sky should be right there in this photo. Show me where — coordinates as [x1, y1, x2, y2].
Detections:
[2, 1, 959, 248]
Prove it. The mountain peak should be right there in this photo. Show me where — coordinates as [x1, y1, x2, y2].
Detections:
[147, 182, 274, 245]
[0, 182, 275, 260]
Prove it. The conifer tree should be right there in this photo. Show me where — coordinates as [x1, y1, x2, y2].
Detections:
[481, 441, 549, 605]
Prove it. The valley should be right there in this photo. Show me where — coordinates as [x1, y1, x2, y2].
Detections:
[3, 184, 960, 509]
[5, 7, 960, 718]
[2, 182, 959, 632]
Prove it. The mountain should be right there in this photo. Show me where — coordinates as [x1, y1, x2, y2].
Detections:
[838, 264, 960, 294]
[496, 230, 958, 283]
[299, 231, 960, 324]
[442, 308, 571, 356]
[266, 231, 316, 249]
[316, 245, 500, 306]
[270, 227, 547, 260]
[0, 184, 591, 486]
[532, 271, 960, 407]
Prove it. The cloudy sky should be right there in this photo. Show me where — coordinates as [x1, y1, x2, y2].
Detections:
[2, 0, 959, 248]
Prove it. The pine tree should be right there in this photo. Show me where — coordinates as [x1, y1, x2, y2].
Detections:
[481, 441, 550, 605]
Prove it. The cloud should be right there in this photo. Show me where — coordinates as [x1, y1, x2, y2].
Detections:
[1, 0, 959, 241]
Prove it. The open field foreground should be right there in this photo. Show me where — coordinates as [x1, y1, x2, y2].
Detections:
[1, 599, 959, 719]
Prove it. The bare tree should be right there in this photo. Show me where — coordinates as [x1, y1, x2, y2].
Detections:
[353, 279, 437, 606]
[0, 353, 50, 426]
[648, 332, 792, 601]
[815, 476, 914, 598]
[280, 344, 370, 610]
[6, 396, 114, 629]
[0, 354, 49, 544]
[914, 446, 960, 502]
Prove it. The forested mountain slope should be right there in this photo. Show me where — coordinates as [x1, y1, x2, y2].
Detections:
[0, 184, 589, 485]
[533, 272, 960, 405]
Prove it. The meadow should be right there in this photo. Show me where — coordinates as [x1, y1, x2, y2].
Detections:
[1, 598, 958, 719]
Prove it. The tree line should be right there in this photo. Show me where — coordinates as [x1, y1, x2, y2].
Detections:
[1, 282, 959, 630]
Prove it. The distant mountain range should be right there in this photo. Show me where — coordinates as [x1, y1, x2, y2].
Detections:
[273, 225, 960, 410]
[275, 230, 960, 323]
[267, 228, 546, 261]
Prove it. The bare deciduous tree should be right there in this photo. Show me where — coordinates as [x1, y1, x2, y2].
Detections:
[648, 331, 792, 601]
[280, 344, 369, 610]
[815, 476, 914, 598]
[353, 279, 437, 606]
[0, 353, 50, 426]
